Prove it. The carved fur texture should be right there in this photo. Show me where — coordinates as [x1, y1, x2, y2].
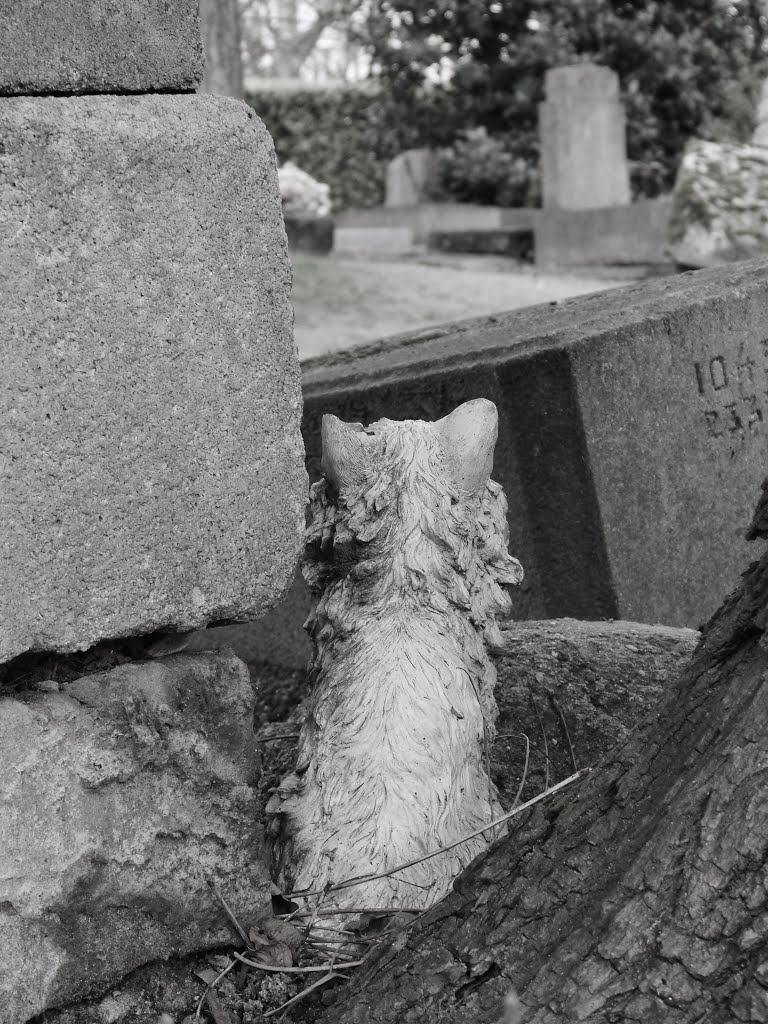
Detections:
[267, 401, 523, 917]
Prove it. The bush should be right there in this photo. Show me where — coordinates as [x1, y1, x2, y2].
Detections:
[247, 81, 459, 210]
[362, 0, 768, 203]
[435, 128, 541, 208]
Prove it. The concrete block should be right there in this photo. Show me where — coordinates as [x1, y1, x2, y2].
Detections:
[0, 0, 203, 94]
[332, 226, 417, 255]
[535, 197, 673, 267]
[0, 95, 306, 664]
[294, 259, 768, 632]
[0, 650, 269, 1021]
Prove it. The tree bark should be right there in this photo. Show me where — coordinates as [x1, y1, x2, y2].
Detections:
[323, 537, 768, 1022]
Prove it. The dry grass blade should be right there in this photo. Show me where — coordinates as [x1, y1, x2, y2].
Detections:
[233, 952, 365, 974]
[512, 733, 530, 808]
[257, 733, 300, 743]
[547, 690, 577, 774]
[285, 769, 590, 900]
[280, 906, 423, 919]
[207, 880, 251, 949]
[530, 696, 550, 792]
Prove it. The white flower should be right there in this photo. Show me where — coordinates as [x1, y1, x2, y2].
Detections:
[278, 162, 332, 218]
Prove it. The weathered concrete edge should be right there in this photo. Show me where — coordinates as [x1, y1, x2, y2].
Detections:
[301, 258, 768, 396]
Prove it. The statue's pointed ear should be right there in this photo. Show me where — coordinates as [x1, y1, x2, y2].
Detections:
[321, 414, 371, 490]
[435, 398, 498, 494]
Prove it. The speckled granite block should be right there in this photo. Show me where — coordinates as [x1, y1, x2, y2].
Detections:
[0, 0, 203, 94]
[0, 95, 306, 663]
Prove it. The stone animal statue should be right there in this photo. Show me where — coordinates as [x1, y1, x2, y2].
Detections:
[267, 399, 523, 920]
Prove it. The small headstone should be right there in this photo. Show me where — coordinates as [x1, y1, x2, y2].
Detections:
[385, 148, 439, 207]
[539, 63, 631, 210]
[669, 139, 768, 268]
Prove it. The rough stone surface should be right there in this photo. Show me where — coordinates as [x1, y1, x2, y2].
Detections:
[241, 259, 768, 655]
[0, 0, 203, 94]
[490, 619, 699, 802]
[0, 650, 270, 1023]
[669, 139, 768, 267]
[0, 95, 306, 663]
[252, 619, 700, 809]
[539, 63, 631, 210]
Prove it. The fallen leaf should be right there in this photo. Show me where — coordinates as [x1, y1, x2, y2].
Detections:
[194, 968, 218, 986]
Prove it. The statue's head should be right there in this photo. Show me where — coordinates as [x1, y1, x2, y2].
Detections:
[320, 398, 499, 501]
[304, 399, 523, 622]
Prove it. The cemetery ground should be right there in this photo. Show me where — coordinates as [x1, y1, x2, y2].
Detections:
[291, 252, 630, 359]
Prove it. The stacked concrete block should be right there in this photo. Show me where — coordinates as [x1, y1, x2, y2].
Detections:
[0, 6, 306, 1021]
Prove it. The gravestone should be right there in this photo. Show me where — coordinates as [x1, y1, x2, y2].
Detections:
[385, 148, 439, 207]
[539, 63, 631, 210]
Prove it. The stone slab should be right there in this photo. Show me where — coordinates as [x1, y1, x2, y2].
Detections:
[0, 95, 306, 664]
[539, 62, 631, 210]
[669, 139, 768, 268]
[332, 225, 418, 255]
[0, 650, 269, 1022]
[334, 204, 540, 243]
[0, 0, 202, 94]
[428, 228, 534, 260]
[288, 260, 768, 635]
[536, 197, 673, 267]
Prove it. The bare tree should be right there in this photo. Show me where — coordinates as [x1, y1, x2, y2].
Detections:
[239, 0, 366, 80]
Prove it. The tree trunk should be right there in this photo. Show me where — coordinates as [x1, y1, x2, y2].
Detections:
[323, 531, 768, 1021]
[198, 0, 243, 99]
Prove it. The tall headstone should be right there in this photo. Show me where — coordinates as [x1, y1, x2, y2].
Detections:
[385, 148, 439, 207]
[539, 63, 631, 210]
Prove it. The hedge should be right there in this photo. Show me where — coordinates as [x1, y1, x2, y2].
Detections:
[246, 82, 456, 211]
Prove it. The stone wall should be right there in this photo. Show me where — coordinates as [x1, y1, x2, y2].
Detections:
[0, 6, 306, 1021]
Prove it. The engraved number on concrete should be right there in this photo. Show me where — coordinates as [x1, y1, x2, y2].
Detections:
[695, 344, 767, 440]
